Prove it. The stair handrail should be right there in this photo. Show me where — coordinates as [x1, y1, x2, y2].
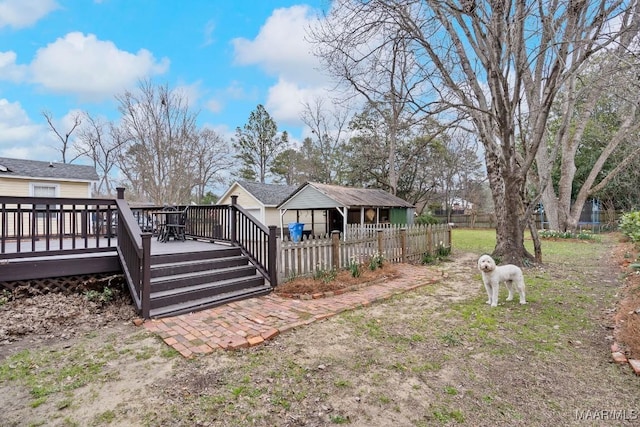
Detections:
[114, 188, 152, 318]
[230, 196, 278, 287]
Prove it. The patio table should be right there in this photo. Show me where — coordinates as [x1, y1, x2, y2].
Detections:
[150, 209, 186, 242]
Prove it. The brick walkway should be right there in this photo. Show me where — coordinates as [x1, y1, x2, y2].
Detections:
[143, 265, 440, 358]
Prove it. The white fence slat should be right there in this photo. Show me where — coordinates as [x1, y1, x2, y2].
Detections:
[276, 223, 451, 282]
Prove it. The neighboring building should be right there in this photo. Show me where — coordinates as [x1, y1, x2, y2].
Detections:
[278, 182, 416, 237]
[447, 197, 474, 214]
[218, 180, 299, 228]
[0, 157, 98, 198]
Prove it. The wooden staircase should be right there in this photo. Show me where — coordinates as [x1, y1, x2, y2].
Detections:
[148, 246, 272, 319]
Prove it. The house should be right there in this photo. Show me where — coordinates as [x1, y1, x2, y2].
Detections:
[218, 180, 299, 228]
[277, 182, 416, 238]
[0, 157, 98, 198]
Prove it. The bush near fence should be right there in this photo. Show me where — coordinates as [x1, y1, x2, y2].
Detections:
[276, 223, 451, 282]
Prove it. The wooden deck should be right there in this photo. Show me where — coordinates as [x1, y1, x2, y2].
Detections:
[1, 237, 230, 257]
[0, 237, 232, 282]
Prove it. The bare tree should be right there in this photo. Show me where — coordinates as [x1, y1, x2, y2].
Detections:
[311, 0, 639, 264]
[540, 49, 640, 231]
[75, 113, 129, 196]
[192, 128, 230, 203]
[116, 80, 201, 205]
[42, 110, 83, 163]
[310, 17, 450, 195]
[300, 97, 351, 184]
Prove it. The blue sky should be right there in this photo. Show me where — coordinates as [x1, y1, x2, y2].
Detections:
[0, 0, 332, 163]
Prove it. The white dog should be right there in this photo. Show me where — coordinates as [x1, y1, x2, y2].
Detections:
[477, 254, 527, 307]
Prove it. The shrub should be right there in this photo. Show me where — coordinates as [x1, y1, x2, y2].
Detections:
[415, 213, 440, 225]
[539, 229, 596, 240]
[0, 290, 11, 306]
[84, 287, 115, 305]
[422, 242, 451, 264]
[620, 211, 640, 243]
[313, 266, 337, 283]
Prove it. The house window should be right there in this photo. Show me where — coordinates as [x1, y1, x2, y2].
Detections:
[30, 183, 59, 218]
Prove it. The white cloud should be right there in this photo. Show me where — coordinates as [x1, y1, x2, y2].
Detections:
[0, 98, 39, 142]
[231, 5, 326, 86]
[174, 80, 202, 108]
[0, 51, 27, 82]
[0, 98, 58, 160]
[266, 78, 332, 126]
[0, 0, 58, 29]
[231, 5, 339, 129]
[30, 32, 170, 100]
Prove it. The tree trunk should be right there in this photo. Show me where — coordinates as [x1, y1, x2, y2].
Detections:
[539, 184, 558, 231]
[485, 149, 533, 267]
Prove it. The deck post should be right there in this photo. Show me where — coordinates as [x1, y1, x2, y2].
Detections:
[116, 187, 125, 200]
[268, 225, 278, 286]
[141, 232, 152, 319]
[230, 195, 238, 245]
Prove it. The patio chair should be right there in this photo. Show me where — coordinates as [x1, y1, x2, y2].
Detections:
[164, 208, 186, 241]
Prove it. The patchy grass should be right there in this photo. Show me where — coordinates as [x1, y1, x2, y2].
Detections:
[1, 229, 638, 426]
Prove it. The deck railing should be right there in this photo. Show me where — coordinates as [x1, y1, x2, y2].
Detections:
[0, 195, 118, 257]
[113, 189, 152, 318]
[228, 196, 277, 286]
[1, 191, 278, 317]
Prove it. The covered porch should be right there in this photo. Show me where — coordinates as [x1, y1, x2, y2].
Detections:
[277, 182, 416, 239]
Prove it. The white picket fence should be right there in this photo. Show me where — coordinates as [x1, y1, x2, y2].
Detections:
[276, 223, 451, 282]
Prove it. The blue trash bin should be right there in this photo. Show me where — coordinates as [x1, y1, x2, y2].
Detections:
[288, 222, 304, 243]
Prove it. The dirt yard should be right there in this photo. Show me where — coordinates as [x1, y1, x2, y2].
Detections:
[1, 233, 640, 426]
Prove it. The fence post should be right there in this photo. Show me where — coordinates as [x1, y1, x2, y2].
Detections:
[331, 230, 340, 269]
[427, 224, 433, 254]
[400, 228, 407, 263]
[447, 224, 452, 250]
[377, 229, 384, 257]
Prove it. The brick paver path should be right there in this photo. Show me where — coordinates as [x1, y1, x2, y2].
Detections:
[143, 264, 440, 358]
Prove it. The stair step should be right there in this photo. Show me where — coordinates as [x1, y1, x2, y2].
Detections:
[151, 247, 241, 264]
[150, 274, 265, 309]
[149, 283, 272, 318]
[151, 265, 257, 291]
[150, 255, 250, 278]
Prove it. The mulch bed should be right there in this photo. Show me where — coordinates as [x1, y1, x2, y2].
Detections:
[613, 239, 640, 359]
[274, 264, 400, 299]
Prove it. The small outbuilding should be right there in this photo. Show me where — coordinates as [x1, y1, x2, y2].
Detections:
[277, 182, 415, 239]
[218, 180, 299, 227]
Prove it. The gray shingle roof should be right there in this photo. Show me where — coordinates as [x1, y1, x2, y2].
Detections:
[0, 157, 99, 181]
[280, 182, 415, 208]
[237, 180, 298, 206]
